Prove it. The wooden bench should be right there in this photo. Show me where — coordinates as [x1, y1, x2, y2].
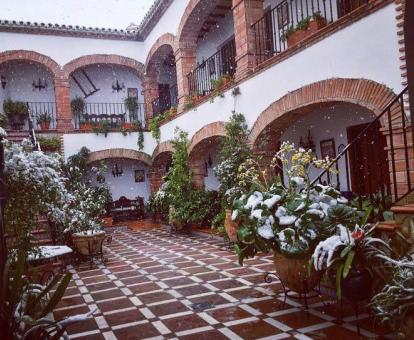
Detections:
[110, 196, 144, 222]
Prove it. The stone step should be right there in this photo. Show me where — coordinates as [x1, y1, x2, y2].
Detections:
[391, 204, 414, 215]
[377, 220, 398, 232]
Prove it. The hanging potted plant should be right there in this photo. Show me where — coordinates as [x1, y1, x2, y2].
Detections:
[124, 96, 139, 122]
[3, 98, 29, 130]
[37, 112, 52, 130]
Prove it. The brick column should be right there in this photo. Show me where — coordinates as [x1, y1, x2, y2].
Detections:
[190, 158, 205, 189]
[232, 0, 264, 81]
[54, 78, 73, 132]
[143, 75, 159, 120]
[175, 46, 196, 112]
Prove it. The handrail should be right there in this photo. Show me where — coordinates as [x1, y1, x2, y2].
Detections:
[311, 86, 411, 204]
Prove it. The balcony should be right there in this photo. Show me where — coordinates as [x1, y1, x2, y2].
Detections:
[151, 84, 178, 117]
[252, 0, 369, 66]
[73, 102, 145, 130]
[187, 38, 237, 97]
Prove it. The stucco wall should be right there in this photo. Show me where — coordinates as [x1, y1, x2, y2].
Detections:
[89, 158, 151, 201]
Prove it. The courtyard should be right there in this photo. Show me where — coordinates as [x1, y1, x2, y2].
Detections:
[54, 227, 387, 339]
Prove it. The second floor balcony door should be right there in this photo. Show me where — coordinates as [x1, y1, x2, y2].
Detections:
[158, 84, 171, 114]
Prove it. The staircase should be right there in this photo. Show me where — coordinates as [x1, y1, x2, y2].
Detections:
[6, 130, 30, 144]
[312, 86, 414, 253]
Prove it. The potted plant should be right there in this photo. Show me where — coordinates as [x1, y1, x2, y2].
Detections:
[37, 112, 51, 130]
[3, 98, 28, 130]
[125, 96, 139, 122]
[37, 136, 61, 152]
[312, 220, 391, 300]
[232, 142, 355, 294]
[92, 119, 111, 137]
[371, 255, 414, 338]
[79, 120, 93, 131]
[282, 12, 327, 48]
[169, 106, 177, 116]
[214, 112, 252, 241]
[71, 97, 85, 117]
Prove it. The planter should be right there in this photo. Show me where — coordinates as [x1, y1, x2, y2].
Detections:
[39, 121, 50, 130]
[287, 17, 327, 48]
[122, 122, 135, 129]
[169, 206, 183, 230]
[80, 123, 92, 131]
[224, 209, 239, 242]
[328, 267, 371, 301]
[71, 230, 106, 256]
[273, 252, 323, 294]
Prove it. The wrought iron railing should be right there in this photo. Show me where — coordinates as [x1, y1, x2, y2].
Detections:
[311, 87, 412, 209]
[187, 38, 236, 96]
[28, 101, 57, 130]
[252, 0, 369, 66]
[152, 84, 178, 117]
[73, 102, 145, 129]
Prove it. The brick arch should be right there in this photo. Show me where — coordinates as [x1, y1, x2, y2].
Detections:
[152, 141, 174, 161]
[250, 78, 397, 146]
[176, 0, 225, 47]
[63, 54, 145, 79]
[87, 148, 152, 166]
[188, 121, 226, 158]
[145, 33, 177, 72]
[0, 50, 63, 78]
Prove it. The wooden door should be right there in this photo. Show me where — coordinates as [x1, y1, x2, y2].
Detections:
[158, 84, 171, 113]
[347, 122, 390, 196]
[337, 0, 367, 18]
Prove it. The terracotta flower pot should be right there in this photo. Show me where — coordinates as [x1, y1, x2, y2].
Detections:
[80, 123, 92, 131]
[39, 121, 50, 130]
[273, 252, 323, 294]
[122, 122, 134, 129]
[287, 17, 327, 48]
[71, 230, 106, 256]
[224, 209, 239, 242]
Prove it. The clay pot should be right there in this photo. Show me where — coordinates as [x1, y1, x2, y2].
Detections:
[80, 122, 92, 131]
[273, 252, 323, 294]
[224, 209, 239, 242]
[71, 230, 106, 256]
[39, 121, 50, 130]
[287, 17, 327, 47]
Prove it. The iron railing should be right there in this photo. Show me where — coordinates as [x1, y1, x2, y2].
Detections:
[152, 84, 178, 117]
[311, 87, 412, 210]
[187, 38, 236, 96]
[28, 101, 57, 130]
[252, 0, 369, 66]
[73, 102, 145, 129]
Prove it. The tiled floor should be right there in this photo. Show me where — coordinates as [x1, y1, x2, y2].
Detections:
[54, 228, 389, 339]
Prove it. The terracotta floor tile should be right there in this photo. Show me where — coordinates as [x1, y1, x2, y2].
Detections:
[227, 287, 270, 301]
[56, 295, 85, 309]
[112, 322, 160, 340]
[104, 308, 146, 326]
[83, 275, 109, 285]
[275, 310, 327, 330]
[162, 312, 208, 332]
[86, 281, 117, 292]
[138, 291, 174, 304]
[91, 288, 124, 301]
[228, 319, 283, 338]
[206, 306, 253, 323]
[129, 282, 162, 294]
[148, 300, 190, 317]
[179, 329, 229, 340]
[209, 279, 245, 290]
[162, 276, 197, 287]
[97, 297, 134, 312]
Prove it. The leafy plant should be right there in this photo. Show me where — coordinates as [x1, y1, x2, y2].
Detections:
[3, 98, 29, 119]
[92, 120, 111, 137]
[184, 92, 200, 110]
[136, 121, 144, 150]
[124, 96, 139, 122]
[36, 112, 51, 125]
[148, 110, 171, 143]
[371, 255, 414, 337]
[37, 136, 61, 152]
[70, 97, 85, 116]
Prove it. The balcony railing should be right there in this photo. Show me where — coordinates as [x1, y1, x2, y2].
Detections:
[152, 84, 178, 117]
[252, 0, 369, 66]
[187, 38, 236, 97]
[29, 102, 57, 130]
[73, 102, 145, 129]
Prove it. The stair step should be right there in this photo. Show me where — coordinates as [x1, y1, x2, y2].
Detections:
[391, 204, 414, 214]
[377, 220, 398, 232]
[32, 229, 48, 235]
[36, 239, 53, 245]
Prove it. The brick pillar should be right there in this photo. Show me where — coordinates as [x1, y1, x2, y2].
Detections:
[232, 0, 264, 81]
[54, 78, 73, 132]
[190, 158, 205, 189]
[143, 75, 159, 120]
[175, 46, 196, 112]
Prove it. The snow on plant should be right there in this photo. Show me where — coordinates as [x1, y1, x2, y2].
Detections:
[232, 142, 351, 264]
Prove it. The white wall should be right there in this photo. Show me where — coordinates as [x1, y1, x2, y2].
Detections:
[63, 131, 157, 160]
[0, 61, 55, 105]
[196, 10, 234, 63]
[204, 143, 220, 191]
[158, 3, 401, 144]
[280, 102, 376, 191]
[70, 64, 143, 103]
[89, 158, 151, 201]
[0, 32, 146, 66]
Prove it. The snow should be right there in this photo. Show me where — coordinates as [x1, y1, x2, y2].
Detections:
[27, 245, 73, 260]
[244, 191, 263, 210]
[263, 194, 281, 208]
[275, 206, 286, 218]
[257, 224, 274, 239]
[251, 209, 262, 219]
[73, 230, 105, 236]
[279, 215, 296, 225]
[291, 177, 304, 186]
[231, 209, 238, 221]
